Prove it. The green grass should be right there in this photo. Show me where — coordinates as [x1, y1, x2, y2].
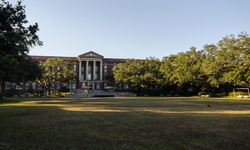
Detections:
[1, 97, 250, 150]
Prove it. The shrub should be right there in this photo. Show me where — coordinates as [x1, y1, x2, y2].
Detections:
[51, 90, 70, 97]
[198, 92, 206, 96]
[51, 90, 59, 97]
[228, 92, 248, 98]
[216, 92, 228, 97]
[34, 92, 44, 97]
[60, 92, 71, 97]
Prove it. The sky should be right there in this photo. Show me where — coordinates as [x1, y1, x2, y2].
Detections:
[8, 0, 250, 59]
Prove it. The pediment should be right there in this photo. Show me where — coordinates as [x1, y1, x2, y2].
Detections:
[78, 51, 104, 58]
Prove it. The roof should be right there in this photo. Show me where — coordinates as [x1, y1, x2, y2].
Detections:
[30, 55, 78, 61]
[78, 51, 104, 58]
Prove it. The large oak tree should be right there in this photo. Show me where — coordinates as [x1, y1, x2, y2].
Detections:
[160, 47, 207, 94]
[202, 32, 250, 87]
[36, 58, 76, 96]
[0, 0, 42, 93]
[113, 58, 162, 91]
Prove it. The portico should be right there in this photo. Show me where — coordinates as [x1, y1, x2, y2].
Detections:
[78, 51, 104, 90]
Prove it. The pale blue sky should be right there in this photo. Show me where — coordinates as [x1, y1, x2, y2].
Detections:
[9, 0, 250, 59]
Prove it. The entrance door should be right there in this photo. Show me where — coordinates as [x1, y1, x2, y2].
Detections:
[88, 82, 93, 90]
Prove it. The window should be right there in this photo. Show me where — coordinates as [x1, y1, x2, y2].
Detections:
[124, 84, 129, 89]
[6, 82, 10, 89]
[104, 65, 107, 77]
[72, 84, 76, 89]
[82, 83, 86, 88]
[81, 67, 84, 80]
[81, 67, 84, 74]
[32, 83, 36, 90]
[26, 82, 29, 90]
[38, 84, 42, 90]
[57, 82, 60, 89]
[13, 83, 16, 89]
[96, 83, 100, 89]
[81, 75, 84, 80]
[95, 66, 99, 80]
[18, 83, 23, 90]
[88, 66, 92, 80]
[73, 64, 76, 71]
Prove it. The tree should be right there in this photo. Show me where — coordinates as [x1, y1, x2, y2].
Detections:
[201, 44, 221, 87]
[160, 47, 207, 94]
[202, 32, 250, 88]
[139, 57, 162, 89]
[113, 59, 139, 87]
[160, 54, 176, 85]
[0, 0, 42, 93]
[36, 58, 76, 96]
[113, 58, 162, 91]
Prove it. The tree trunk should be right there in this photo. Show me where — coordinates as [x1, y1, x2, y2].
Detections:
[46, 86, 51, 96]
[1, 81, 5, 94]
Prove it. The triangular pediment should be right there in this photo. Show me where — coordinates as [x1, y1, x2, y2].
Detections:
[78, 51, 104, 58]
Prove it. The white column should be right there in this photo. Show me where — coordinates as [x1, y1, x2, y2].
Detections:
[86, 61, 89, 80]
[79, 60, 82, 81]
[100, 61, 103, 80]
[93, 61, 96, 80]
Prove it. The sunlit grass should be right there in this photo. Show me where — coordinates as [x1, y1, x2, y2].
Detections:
[1, 97, 250, 149]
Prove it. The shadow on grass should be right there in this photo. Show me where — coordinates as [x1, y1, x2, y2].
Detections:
[1, 97, 250, 150]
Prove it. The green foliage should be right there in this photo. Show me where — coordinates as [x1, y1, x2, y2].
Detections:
[202, 32, 250, 87]
[159, 47, 209, 95]
[34, 92, 44, 97]
[160, 47, 206, 87]
[0, 0, 42, 93]
[216, 92, 228, 97]
[51, 90, 70, 97]
[113, 32, 250, 96]
[36, 58, 76, 96]
[198, 91, 207, 96]
[228, 92, 248, 98]
[113, 57, 162, 90]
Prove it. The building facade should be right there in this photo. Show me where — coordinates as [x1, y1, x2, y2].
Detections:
[77, 51, 128, 90]
[3, 51, 128, 93]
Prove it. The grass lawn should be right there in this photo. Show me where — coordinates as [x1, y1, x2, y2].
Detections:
[1, 97, 250, 150]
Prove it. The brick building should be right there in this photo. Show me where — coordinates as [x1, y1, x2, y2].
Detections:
[3, 51, 129, 92]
